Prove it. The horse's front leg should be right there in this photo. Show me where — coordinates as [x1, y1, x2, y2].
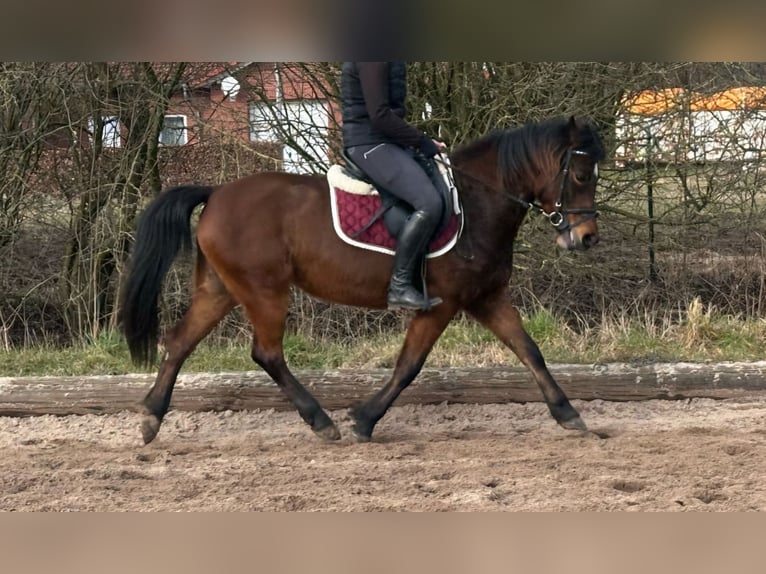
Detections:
[350, 303, 457, 442]
[467, 290, 586, 431]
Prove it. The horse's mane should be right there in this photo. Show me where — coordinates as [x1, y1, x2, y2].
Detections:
[452, 116, 605, 192]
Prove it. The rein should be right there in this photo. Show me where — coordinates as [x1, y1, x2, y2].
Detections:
[435, 147, 598, 232]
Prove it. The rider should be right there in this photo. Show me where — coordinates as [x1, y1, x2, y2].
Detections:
[340, 61, 446, 311]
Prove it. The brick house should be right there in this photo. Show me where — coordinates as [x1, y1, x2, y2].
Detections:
[161, 62, 340, 174]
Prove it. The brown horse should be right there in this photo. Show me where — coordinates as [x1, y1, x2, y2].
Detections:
[120, 115, 605, 444]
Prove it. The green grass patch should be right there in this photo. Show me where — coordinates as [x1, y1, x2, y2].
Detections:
[523, 308, 563, 344]
[3, 300, 766, 376]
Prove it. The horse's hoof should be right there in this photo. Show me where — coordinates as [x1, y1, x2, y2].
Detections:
[141, 415, 162, 444]
[559, 414, 587, 432]
[350, 425, 372, 443]
[313, 422, 341, 441]
[348, 403, 374, 442]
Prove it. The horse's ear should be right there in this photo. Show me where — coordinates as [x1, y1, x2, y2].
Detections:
[567, 115, 578, 143]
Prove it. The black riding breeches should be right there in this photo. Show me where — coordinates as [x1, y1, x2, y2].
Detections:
[346, 143, 443, 218]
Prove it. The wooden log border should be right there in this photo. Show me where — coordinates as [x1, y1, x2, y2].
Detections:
[2, 362, 766, 417]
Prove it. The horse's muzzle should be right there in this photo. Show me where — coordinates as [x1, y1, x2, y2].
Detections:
[556, 226, 600, 251]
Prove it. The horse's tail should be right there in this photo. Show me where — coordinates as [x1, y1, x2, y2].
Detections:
[119, 185, 215, 367]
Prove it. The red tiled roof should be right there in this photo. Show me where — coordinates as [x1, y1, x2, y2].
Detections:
[92, 62, 257, 89]
[180, 62, 255, 87]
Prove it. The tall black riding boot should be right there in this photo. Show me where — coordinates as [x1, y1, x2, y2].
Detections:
[387, 210, 443, 310]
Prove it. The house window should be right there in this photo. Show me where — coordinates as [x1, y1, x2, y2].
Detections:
[249, 103, 279, 143]
[248, 100, 329, 174]
[159, 115, 188, 146]
[89, 116, 121, 148]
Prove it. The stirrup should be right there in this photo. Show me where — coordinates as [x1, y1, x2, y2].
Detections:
[387, 290, 443, 311]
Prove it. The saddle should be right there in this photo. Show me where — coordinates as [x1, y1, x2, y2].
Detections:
[326, 151, 463, 258]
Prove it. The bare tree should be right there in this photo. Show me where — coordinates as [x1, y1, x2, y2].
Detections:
[4, 61, 766, 348]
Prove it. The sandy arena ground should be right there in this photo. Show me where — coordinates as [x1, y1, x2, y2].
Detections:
[0, 396, 764, 511]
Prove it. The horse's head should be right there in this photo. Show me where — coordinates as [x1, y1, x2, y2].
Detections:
[541, 116, 604, 251]
[455, 115, 605, 252]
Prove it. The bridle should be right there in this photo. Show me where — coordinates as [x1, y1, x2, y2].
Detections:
[435, 147, 599, 233]
[540, 148, 599, 234]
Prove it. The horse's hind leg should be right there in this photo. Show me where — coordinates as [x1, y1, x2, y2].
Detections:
[140, 261, 235, 444]
[241, 290, 340, 441]
[467, 290, 586, 431]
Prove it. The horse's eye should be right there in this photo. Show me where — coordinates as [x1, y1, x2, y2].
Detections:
[573, 162, 598, 184]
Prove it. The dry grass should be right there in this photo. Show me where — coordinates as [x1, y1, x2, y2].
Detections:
[3, 298, 766, 376]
